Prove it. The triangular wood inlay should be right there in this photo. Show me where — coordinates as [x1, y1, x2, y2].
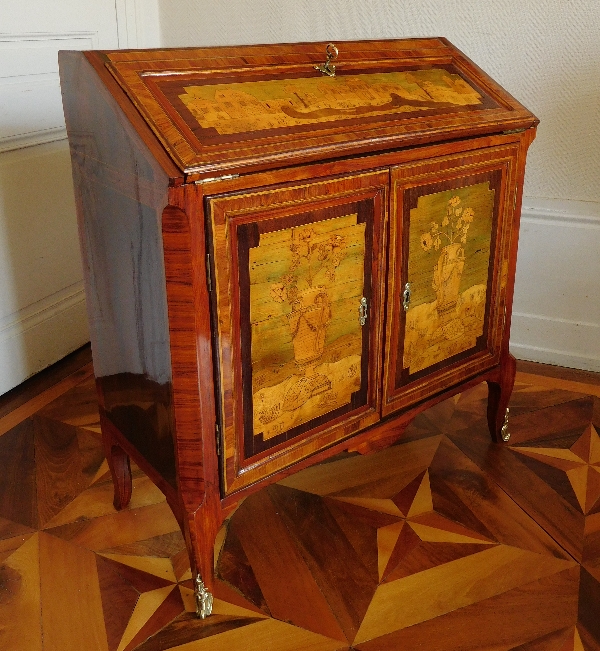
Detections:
[392, 471, 426, 516]
[216, 522, 269, 614]
[122, 585, 184, 651]
[96, 554, 142, 651]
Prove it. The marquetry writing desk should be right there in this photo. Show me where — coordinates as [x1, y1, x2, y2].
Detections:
[59, 38, 537, 617]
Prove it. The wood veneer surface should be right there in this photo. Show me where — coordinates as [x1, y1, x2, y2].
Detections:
[96, 38, 537, 177]
[1, 357, 599, 650]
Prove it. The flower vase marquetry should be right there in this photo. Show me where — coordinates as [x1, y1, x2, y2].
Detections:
[401, 190, 493, 378]
[433, 242, 466, 338]
[283, 288, 333, 412]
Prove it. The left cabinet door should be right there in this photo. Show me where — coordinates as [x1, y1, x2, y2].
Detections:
[207, 171, 388, 495]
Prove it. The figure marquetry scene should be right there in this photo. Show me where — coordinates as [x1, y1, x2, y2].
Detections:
[403, 183, 495, 375]
[178, 69, 482, 135]
[250, 214, 366, 442]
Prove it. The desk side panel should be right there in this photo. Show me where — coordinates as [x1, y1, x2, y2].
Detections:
[59, 51, 177, 490]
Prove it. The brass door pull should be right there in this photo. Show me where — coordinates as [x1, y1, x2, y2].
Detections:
[359, 297, 368, 325]
[402, 283, 411, 311]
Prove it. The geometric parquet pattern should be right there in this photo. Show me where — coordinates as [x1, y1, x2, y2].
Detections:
[1, 364, 599, 650]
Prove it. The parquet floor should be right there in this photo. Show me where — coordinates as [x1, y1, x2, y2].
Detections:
[1, 354, 600, 651]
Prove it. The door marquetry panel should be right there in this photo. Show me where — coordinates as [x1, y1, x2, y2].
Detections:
[403, 179, 496, 376]
[383, 144, 520, 416]
[207, 171, 387, 495]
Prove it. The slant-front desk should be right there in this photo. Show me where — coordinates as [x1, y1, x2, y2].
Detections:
[59, 38, 538, 617]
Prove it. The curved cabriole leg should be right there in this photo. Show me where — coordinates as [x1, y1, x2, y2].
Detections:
[486, 353, 517, 443]
[100, 413, 133, 510]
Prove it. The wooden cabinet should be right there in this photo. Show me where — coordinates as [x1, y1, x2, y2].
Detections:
[59, 38, 537, 617]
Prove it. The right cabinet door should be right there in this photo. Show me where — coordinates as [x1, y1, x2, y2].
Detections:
[383, 143, 522, 415]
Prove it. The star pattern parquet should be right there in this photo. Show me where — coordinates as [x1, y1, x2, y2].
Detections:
[0, 361, 599, 650]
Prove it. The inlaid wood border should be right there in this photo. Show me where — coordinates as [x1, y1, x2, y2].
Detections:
[235, 199, 375, 460]
[382, 143, 521, 416]
[207, 171, 388, 496]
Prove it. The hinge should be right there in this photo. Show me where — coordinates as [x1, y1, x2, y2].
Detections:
[194, 174, 239, 185]
[503, 128, 526, 135]
[206, 253, 212, 293]
[215, 423, 221, 456]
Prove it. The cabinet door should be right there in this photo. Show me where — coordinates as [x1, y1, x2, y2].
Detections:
[208, 171, 387, 495]
[383, 144, 521, 415]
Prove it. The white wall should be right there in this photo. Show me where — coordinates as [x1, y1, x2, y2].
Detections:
[0, 0, 160, 394]
[158, 0, 600, 372]
[1, 1, 598, 396]
[512, 199, 600, 372]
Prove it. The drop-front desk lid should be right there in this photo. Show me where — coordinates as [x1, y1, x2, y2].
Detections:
[92, 38, 538, 179]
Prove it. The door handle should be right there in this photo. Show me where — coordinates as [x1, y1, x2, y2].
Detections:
[402, 283, 411, 311]
[359, 297, 368, 326]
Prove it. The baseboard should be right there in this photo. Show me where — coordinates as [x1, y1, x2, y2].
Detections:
[520, 197, 600, 227]
[0, 283, 90, 395]
[510, 313, 600, 373]
[510, 198, 600, 372]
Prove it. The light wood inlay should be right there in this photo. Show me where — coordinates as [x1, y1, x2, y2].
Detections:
[0, 534, 42, 651]
[39, 532, 109, 651]
[249, 212, 365, 441]
[179, 69, 483, 135]
[404, 182, 495, 375]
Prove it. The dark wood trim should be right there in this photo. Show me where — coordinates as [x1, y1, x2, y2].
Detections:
[382, 143, 521, 416]
[207, 171, 388, 496]
[163, 189, 223, 594]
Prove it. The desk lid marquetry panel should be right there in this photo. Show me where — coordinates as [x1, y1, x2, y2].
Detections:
[177, 68, 487, 136]
[89, 39, 538, 178]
